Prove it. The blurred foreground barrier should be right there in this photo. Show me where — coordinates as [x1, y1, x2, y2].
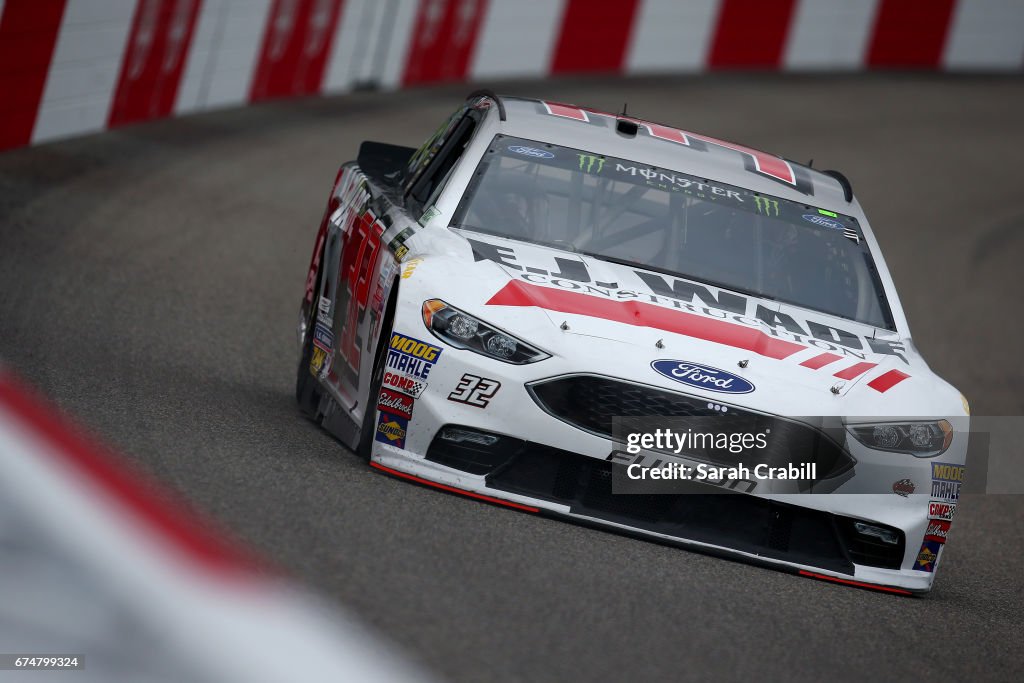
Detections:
[0, 370, 438, 683]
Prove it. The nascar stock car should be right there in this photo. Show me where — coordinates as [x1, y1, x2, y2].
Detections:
[295, 91, 968, 594]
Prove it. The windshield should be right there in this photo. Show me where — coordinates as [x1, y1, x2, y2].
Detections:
[452, 135, 895, 329]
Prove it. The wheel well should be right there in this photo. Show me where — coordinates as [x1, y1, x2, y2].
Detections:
[370, 275, 402, 379]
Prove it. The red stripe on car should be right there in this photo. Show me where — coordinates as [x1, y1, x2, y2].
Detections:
[867, 369, 911, 393]
[0, 0, 67, 150]
[402, 0, 488, 86]
[108, 0, 202, 127]
[798, 570, 913, 596]
[542, 101, 589, 121]
[800, 352, 843, 369]
[250, 0, 344, 102]
[867, 0, 957, 68]
[550, 0, 641, 74]
[709, 0, 798, 69]
[833, 361, 878, 380]
[370, 462, 539, 512]
[486, 280, 806, 360]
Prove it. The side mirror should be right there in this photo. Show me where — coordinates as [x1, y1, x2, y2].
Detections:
[357, 141, 414, 187]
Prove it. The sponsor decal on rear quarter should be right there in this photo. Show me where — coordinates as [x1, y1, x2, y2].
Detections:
[651, 360, 755, 394]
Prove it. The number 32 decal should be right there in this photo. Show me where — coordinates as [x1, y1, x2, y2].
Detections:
[448, 374, 501, 408]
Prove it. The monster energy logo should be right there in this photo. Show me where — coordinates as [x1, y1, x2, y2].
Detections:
[577, 154, 605, 174]
[753, 196, 779, 216]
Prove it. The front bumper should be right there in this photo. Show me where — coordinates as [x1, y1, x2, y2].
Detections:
[371, 318, 960, 595]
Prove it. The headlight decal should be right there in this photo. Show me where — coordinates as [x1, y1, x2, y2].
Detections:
[422, 299, 549, 364]
[847, 420, 953, 458]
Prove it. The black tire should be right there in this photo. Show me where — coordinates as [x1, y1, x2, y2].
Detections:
[355, 315, 390, 461]
[295, 291, 323, 420]
[356, 284, 400, 461]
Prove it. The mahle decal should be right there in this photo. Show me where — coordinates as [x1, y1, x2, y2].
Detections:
[577, 154, 605, 174]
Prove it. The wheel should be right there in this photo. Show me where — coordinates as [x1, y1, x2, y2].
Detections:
[355, 314, 391, 461]
[295, 290, 324, 420]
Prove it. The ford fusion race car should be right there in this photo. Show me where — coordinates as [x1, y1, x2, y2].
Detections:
[296, 91, 968, 594]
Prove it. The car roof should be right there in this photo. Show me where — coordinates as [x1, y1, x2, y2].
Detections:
[485, 96, 855, 213]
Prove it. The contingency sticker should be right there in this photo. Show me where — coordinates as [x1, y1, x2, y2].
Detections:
[383, 370, 427, 398]
[310, 322, 334, 376]
[375, 410, 408, 449]
[386, 332, 442, 380]
[377, 388, 414, 420]
[913, 540, 942, 573]
[930, 462, 964, 502]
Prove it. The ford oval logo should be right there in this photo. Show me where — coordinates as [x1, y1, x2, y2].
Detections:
[802, 214, 845, 231]
[508, 145, 554, 159]
[651, 360, 755, 394]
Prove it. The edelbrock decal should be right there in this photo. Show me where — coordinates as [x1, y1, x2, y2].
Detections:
[651, 360, 755, 395]
[508, 145, 554, 159]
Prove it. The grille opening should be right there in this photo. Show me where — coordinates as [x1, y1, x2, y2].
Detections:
[528, 374, 855, 480]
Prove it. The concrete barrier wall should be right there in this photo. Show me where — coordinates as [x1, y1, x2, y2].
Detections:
[1, 0, 1022, 151]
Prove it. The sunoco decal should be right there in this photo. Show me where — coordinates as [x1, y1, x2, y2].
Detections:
[375, 410, 408, 448]
[913, 540, 941, 573]
[651, 360, 754, 395]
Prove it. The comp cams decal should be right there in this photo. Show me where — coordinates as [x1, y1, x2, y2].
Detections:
[383, 370, 427, 398]
[928, 500, 956, 521]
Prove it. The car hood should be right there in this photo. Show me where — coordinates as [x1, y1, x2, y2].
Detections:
[405, 227, 962, 418]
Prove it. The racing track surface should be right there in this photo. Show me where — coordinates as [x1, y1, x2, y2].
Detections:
[2, 75, 1023, 681]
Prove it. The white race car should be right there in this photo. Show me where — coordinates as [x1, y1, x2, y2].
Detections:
[296, 91, 968, 594]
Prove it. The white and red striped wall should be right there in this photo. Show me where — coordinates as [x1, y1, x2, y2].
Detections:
[1, 0, 1022, 151]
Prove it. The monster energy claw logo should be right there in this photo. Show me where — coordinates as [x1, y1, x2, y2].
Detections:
[754, 196, 779, 216]
[577, 154, 605, 174]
